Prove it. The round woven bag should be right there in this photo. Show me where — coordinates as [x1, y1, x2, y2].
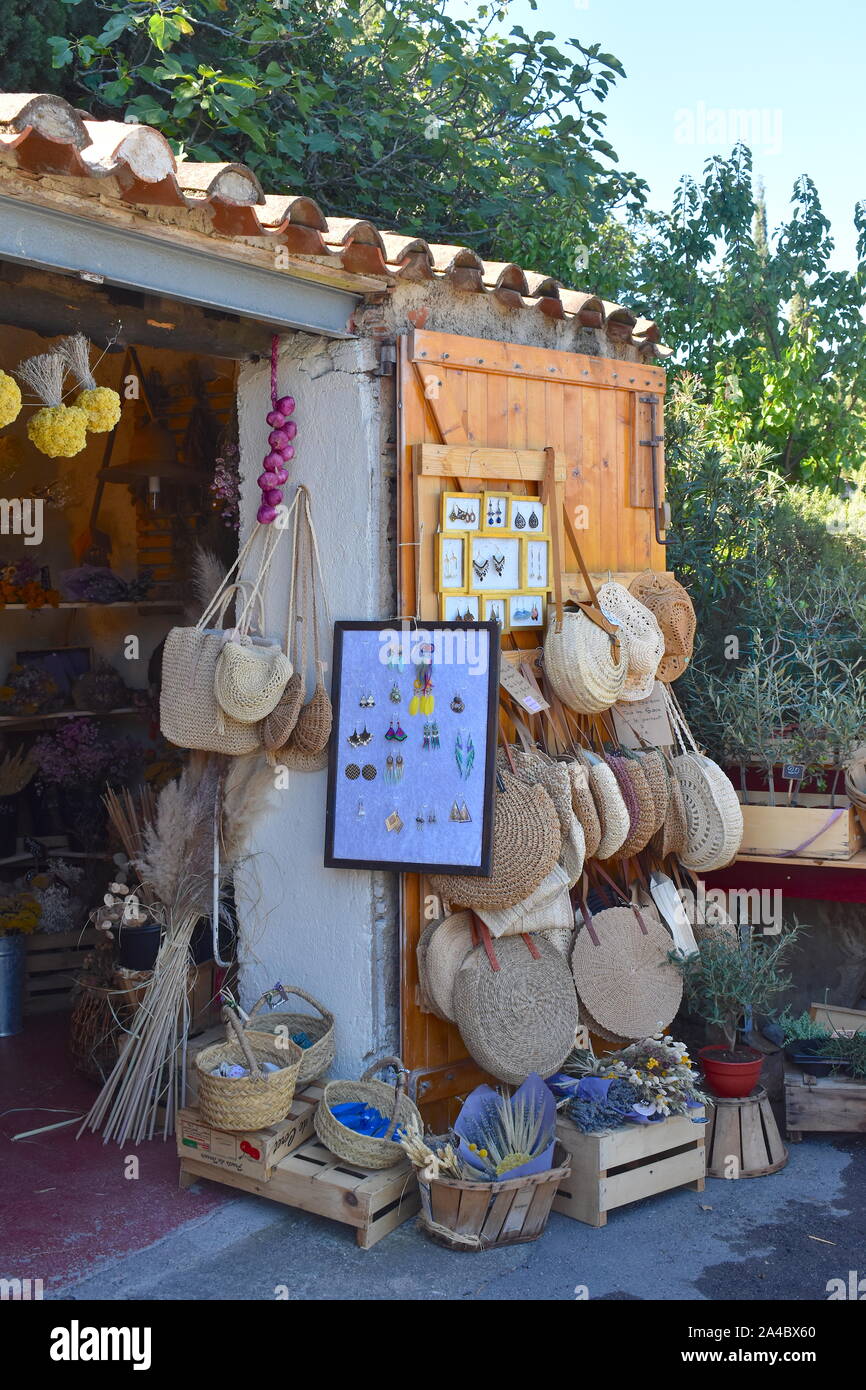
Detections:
[424, 912, 474, 1020]
[288, 665, 333, 754]
[417, 921, 448, 1019]
[475, 864, 573, 939]
[430, 771, 561, 911]
[673, 753, 743, 872]
[651, 766, 688, 859]
[544, 610, 628, 713]
[243, 986, 335, 1087]
[214, 638, 292, 724]
[500, 750, 584, 884]
[634, 748, 671, 835]
[571, 906, 683, 1040]
[195, 1011, 302, 1131]
[628, 570, 696, 683]
[607, 752, 656, 859]
[260, 672, 304, 752]
[581, 753, 630, 859]
[315, 1056, 421, 1170]
[596, 582, 665, 702]
[452, 934, 579, 1084]
[567, 759, 602, 859]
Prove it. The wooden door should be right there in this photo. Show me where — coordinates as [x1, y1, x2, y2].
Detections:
[396, 328, 668, 1122]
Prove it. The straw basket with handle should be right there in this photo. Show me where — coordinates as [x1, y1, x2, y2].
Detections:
[315, 1055, 422, 1170]
[243, 985, 335, 1086]
[194, 1008, 302, 1131]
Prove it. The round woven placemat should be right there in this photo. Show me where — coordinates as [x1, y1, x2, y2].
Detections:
[424, 912, 474, 1020]
[430, 772, 561, 910]
[571, 906, 682, 1039]
[453, 934, 579, 1084]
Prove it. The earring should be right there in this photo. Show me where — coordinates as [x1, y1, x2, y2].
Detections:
[358, 726, 372, 746]
[395, 754, 404, 783]
[385, 720, 396, 741]
[459, 800, 472, 822]
[345, 763, 360, 779]
[357, 799, 366, 819]
[347, 729, 360, 748]
[514, 508, 526, 530]
[449, 801, 461, 822]
[362, 763, 377, 781]
[422, 722, 431, 751]
[491, 552, 505, 578]
[528, 508, 539, 529]
[389, 682, 401, 704]
[431, 722, 440, 749]
[393, 722, 407, 743]
[415, 809, 425, 830]
[428, 805, 437, 824]
[384, 753, 395, 784]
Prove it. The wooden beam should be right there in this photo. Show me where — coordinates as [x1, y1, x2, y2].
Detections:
[410, 328, 666, 393]
[414, 442, 565, 483]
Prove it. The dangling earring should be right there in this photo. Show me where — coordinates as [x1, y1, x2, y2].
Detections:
[395, 754, 404, 783]
[385, 753, 395, 784]
[431, 722, 440, 749]
[528, 508, 539, 529]
[390, 683, 401, 704]
[386, 720, 396, 741]
[422, 722, 431, 751]
[451, 693, 464, 713]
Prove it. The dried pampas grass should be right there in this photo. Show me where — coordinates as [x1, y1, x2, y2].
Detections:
[190, 545, 227, 618]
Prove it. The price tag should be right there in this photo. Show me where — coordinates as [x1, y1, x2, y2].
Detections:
[500, 662, 549, 714]
[783, 764, 805, 781]
[611, 682, 673, 749]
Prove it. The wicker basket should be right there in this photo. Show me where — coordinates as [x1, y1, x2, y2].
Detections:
[418, 1142, 571, 1251]
[244, 985, 335, 1086]
[194, 1010, 302, 1131]
[315, 1055, 422, 1170]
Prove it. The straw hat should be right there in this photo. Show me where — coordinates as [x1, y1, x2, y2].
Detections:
[475, 864, 573, 939]
[453, 934, 579, 1084]
[424, 912, 474, 1020]
[579, 753, 630, 859]
[568, 759, 602, 859]
[430, 771, 561, 911]
[673, 753, 744, 872]
[571, 905, 683, 1039]
[604, 752, 656, 859]
[544, 609, 628, 713]
[628, 570, 696, 683]
[597, 582, 665, 702]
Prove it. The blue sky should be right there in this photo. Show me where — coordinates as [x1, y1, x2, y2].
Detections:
[450, 0, 865, 270]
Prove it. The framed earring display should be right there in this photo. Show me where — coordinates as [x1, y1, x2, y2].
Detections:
[523, 538, 551, 591]
[436, 534, 468, 592]
[508, 496, 546, 534]
[509, 593, 545, 629]
[440, 593, 480, 622]
[482, 596, 509, 632]
[440, 491, 482, 532]
[325, 621, 500, 874]
[469, 536, 520, 592]
[482, 492, 510, 532]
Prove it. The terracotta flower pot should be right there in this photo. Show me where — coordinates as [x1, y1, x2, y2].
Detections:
[699, 1044, 764, 1099]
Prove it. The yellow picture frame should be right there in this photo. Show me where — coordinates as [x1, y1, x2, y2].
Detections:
[508, 495, 547, 536]
[440, 593, 481, 622]
[522, 536, 552, 593]
[481, 595, 510, 633]
[440, 491, 483, 532]
[436, 532, 469, 593]
[509, 593, 545, 629]
[481, 491, 512, 534]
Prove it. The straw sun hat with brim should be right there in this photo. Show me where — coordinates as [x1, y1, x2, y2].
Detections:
[628, 570, 696, 684]
[596, 581, 665, 703]
[571, 904, 683, 1040]
[452, 934, 579, 1085]
[430, 770, 561, 911]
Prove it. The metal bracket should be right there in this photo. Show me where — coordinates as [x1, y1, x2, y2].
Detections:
[377, 343, 397, 376]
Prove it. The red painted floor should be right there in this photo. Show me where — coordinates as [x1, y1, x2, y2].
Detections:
[0, 1012, 225, 1290]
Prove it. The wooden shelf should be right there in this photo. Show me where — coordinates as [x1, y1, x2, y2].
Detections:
[0, 706, 139, 730]
[0, 847, 112, 867]
[1, 601, 183, 611]
[736, 849, 866, 872]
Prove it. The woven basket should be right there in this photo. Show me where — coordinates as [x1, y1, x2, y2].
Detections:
[452, 934, 579, 1084]
[544, 609, 628, 713]
[160, 586, 262, 755]
[568, 760, 602, 859]
[629, 570, 696, 683]
[673, 753, 744, 872]
[424, 912, 474, 1019]
[499, 748, 583, 883]
[475, 864, 573, 939]
[214, 638, 292, 724]
[195, 1011, 302, 1131]
[260, 672, 304, 752]
[315, 1055, 422, 1170]
[418, 1142, 571, 1251]
[571, 906, 683, 1040]
[582, 754, 630, 859]
[596, 582, 665, 702]
[430, 771, 561, 911]
[634, 748, 671, 835]
[417, 921, 448, 1019]
[607, 752, 656, 859]
[244, 986, 335, 1086]
[651, 766, 688, 859]
[288, 668, 333, 754]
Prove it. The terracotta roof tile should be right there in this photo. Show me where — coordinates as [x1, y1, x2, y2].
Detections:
[0, 91, 666, 350]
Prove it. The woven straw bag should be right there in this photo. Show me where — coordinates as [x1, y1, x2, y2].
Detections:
[498, 746, 583, 884]
[214, 637, 292, 724]
[628, 570, 696, 683]
[543, 535, 628, 713]
[277, 487, 333, 764]
[845, 749, 866, 836]
[651, 762, 688, 859]
[161, 583, 264, 755]
[430, 770, 561, 911]
[424, 912, 474, 1019]
[568, 759, 602, 859]
[452, 932, 579, 1084]
[606, 751, 656, 859]
[634, 748, 670, 834]
[195, 1009, 302, 1131]
[475, 864, 573, 939]
[315, 1056, 421, 1169]
[666, 689, 743, 871]
[596, 582, 665, 702]
[580, 752, 630, 859]
[417, 921, 448, 1019]
[243, 986, 335, 1087]
[571, 904, 682, 1040]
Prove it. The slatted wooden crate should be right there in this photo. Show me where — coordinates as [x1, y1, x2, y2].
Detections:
[552, 1110, 706, 1227]
[418, 1142, 570, 1250]
[738, 794, 864, 860]
[24, 927, 99, 1014]
[705, 1088, 787, 1177]
[179, 1136, 419, 1248]
[785, 1065, 866, 1140]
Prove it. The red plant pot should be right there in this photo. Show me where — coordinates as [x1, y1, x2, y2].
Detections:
[699, 1045, 764, 1099]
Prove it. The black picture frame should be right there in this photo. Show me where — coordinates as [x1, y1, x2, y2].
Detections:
[325, 620, 501, 874]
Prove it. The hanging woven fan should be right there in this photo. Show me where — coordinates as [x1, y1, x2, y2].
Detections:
[571, 905, 682, 1040]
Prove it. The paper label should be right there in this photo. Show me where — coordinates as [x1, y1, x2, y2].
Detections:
[500, 663, 549, 713]
[612, 681, 673, 748]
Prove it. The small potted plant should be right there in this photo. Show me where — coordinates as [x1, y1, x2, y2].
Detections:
[674, 927, 800, 1098]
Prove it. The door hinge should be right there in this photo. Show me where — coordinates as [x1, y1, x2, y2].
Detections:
[377, 343, 397, 376]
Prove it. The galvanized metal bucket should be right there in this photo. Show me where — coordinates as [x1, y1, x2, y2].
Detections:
[0, 933, 25, 1037]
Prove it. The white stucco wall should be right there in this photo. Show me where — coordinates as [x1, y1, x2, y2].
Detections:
[235, 333, 398, 1077]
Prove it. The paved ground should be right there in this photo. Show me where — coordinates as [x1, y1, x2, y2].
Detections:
[46, 1131, 864, 1302]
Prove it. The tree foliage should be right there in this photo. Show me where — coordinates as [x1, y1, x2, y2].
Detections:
[40, 0, 645, 260]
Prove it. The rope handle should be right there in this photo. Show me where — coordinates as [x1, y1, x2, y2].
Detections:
[222, 1007, 264, 1080]
[576, 875, 600, 946]
[591, 861, 649, 936]
[246, 985, 333, 1026]
[360, 1055, 408, 1141]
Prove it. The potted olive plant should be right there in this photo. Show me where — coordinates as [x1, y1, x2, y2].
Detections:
[674, 927, 800, 1098]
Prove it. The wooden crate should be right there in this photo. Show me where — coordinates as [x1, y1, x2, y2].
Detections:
[738, 794, 863, 860]
[705, 1088, 787, 1177]
[176, 1084, 323, 1180]
[179, 1136, 419, 1248]
[552, 1110, 706, 1228]
[808, 1002, 866, 1037]
[24, 927, 99, 1015]
[785, 1064, 866, 1140]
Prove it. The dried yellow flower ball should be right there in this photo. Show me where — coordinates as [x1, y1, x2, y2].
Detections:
[75, 385, 122, 433]
[27, 404, 89, 458]
[0, 370, 22, 429]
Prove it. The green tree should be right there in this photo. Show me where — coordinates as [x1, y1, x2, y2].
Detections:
[0, 0, 68, 91]
[39, 0, 645, 260]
